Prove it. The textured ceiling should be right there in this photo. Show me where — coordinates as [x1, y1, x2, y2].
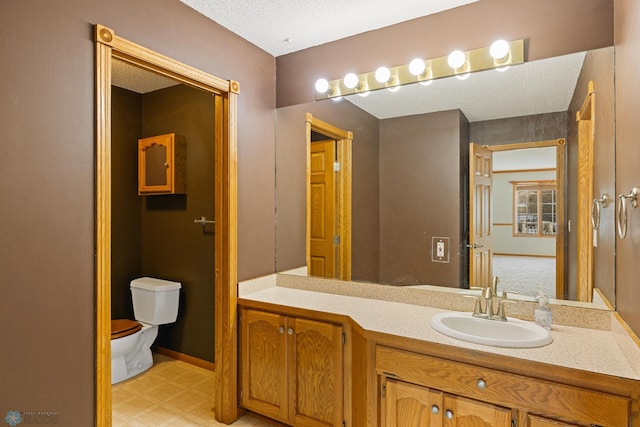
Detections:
[180, 0, 478, 56]
[113, 2, 589, 122]
[344, 51, 586, 121]
[112, 59, 177, 94]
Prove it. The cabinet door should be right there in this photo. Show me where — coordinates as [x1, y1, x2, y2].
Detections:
[240, 309, 288, 422]
[527, 414, 579, 427]
[383, 378, 443, 427]
[443, 394, 511, 427]
[288, 317, 343, 427]
[138, 133, 186, 195]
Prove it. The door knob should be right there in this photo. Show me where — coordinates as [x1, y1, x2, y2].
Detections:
[466, 243, 484, 249]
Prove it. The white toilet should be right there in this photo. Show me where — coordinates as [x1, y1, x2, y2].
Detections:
[111, 277, 181, 384]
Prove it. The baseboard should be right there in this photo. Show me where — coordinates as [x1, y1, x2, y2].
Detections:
[152, 346, 216, 372]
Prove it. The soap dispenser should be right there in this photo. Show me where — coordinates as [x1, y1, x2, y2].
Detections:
[534, 291, 552, 330]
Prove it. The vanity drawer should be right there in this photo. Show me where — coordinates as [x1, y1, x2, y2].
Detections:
[376, 346, 629, 426]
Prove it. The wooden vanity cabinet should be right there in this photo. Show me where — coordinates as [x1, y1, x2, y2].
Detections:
[138, 133, 186, 195]
[526, 415, 579, 426]
[377, 346, 630, 427]
[382, 378, 512, 426]
[240, 307, 344, 427]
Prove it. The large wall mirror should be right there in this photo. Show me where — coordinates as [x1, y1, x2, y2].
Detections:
[275, 46, 615, 308]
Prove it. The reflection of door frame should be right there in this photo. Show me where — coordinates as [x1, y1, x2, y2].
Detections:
[576, 81, 595, 302]
[485, 139, 566, 299]
[95, 25, 238, 425]
[305, 113, 352, 281]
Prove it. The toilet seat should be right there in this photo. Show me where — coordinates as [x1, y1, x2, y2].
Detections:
[111, 319, 142, 340]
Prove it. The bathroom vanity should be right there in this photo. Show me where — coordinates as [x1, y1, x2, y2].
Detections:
[238, 276, 640, 426]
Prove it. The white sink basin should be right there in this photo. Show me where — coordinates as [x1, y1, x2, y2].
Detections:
[430, 312, 553, 348]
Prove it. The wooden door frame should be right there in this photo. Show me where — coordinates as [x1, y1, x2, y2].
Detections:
[305, 113, 352, 281]
[576, 81, 595, 302]
[95, 24, 239, 426]
[485, 139, 565, 299]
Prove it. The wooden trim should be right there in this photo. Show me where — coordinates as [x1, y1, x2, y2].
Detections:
[305, 113, 353, 281]
[95, 24, 238, 426]
[95, 38, 112, 427]
[480, 138, 565, 299]
[555, 139, 566, 300]
[484, 140, 562, 152]
[152, 346, 216, 371]
[337, 134, 353, 281]
[493, 167, 556, 174]
[493, 223, 513, 226]
[576, 81, 595, 303]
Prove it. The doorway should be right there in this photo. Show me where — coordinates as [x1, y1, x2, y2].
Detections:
[473, 139, 565, 299]
[305, 114, 353, 281]
[95, 24, 239, 426]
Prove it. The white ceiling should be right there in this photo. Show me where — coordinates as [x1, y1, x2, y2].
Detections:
[179, 0, 479, 57]
[113, 1, 590, 122]
[343, 51, 586, 121]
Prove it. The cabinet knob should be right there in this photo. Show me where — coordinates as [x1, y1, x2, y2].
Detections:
[477, 379, 487, 389]
[164, 162, 169, 168]
[445, 409, 453, 419]
[287, 328, 294, 335]
[430, 405, 439, 414]
[279, 326, 285, 334]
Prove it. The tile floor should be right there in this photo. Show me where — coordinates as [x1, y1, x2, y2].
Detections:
[112, 353, 279, 426]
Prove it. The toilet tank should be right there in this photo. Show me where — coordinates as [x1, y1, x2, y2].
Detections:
[130, 277, 181, 325]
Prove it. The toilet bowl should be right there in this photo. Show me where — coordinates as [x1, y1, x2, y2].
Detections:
[111, 277, 181, 384]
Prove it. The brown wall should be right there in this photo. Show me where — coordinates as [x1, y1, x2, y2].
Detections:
[275, 101, 381, 281]
[614, 0, 640, 334]
[379, 110, 469, 287]
[470, 112, 568, 145]
[276, 0, 614, 108]
[139, 84, 216, 362]
[112, 87, 143, 319]
[0, 0, 275, 423]
[567, 47, 616, 303]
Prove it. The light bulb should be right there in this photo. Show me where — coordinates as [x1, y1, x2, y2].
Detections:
[490, 39, 510, 60]
[315, 78, 329, 93]
[375, 66, 391, 83]
[447, 50, 466, 69]
[408, 58, 426, 76]
[343, 73, 359, 89]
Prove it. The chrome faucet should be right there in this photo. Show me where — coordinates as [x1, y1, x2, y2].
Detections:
[466, 276, 515, 321]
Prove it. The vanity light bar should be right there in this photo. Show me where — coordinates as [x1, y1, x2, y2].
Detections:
[315, 39, 525, 100]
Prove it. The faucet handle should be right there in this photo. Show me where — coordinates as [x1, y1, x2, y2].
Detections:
[497, 299, 517, 321]
[500, 290, 519, 300]
[464, 295, 483, 316]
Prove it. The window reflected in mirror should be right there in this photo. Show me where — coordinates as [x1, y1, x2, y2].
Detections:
[513, 180, 557, 237]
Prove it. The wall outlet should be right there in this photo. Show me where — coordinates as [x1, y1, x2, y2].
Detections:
[431, 237, 450, 263]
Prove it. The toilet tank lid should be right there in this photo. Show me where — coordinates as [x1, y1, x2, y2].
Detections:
[130, 277, 181, 291]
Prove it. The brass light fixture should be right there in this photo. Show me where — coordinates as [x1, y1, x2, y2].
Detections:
[315, 39, 525, 100]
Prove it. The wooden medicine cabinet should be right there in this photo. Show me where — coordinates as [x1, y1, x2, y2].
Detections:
[138, 133, 186, 195]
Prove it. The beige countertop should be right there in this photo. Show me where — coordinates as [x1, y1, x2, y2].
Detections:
[239, 285, 640, 381]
